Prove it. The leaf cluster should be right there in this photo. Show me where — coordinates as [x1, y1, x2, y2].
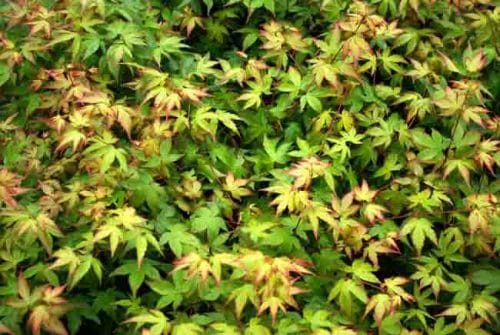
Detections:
[0, 0, 499, 334]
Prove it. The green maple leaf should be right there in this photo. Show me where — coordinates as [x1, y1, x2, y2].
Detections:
[378, 49, 407, 74]
[172, 323, 203, 335]
[328, 278, 368, 317]
[228, 284, 259, 319]
[348, 259, 380, 284]
[412, 129, 451, 161]
[190, 204, 227, 241]
[159, 224, 202, 258]
[427, 317, 457, 335]
[83, 132, 128, 173]
[400, 218, 438, 255]
[443, 159, 475, 186]
[263, 137, 291, 165]
[374, 153, 403, 180]
[146, 279, 183, 309]
[125, 310, 170, 335]
[106, 43, 132, 78]
[111, 260, 160, 296]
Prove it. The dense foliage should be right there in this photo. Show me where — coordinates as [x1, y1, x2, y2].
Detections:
[0, 0, 499, 334]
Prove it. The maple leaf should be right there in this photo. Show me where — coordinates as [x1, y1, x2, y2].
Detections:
[463, 47, 487, 73]
[462, 106, 488, 126]
[465, 194, 497, 235]
[263, 136, 291, 164]
[433, 87, 466, 117]
[353, 180, 378, 202]
[348, 259, 380, 284]
[93, 207, 151, 259]
[364, 293, 394, 327]
[45, 115, 67, 134]
[50, 247, 87, 288]
[154, 35, 187, 65]
[159, 224, 202, 258]
[364, 234, 400, 268]
[394, 92, 433, 122]
[400, 218, 437, 255]
[258, 296, 287, 324]
[343, 34, 373, 65]
[172, 323, 203, 335]
[56, 128, 87, 153]
[179, 86, 209, 103]
[179, 8, 204, 37]
[214, 109, 243, 135]
[172, 253, 213, 284]
[223, 173, 252, 200]
[0, 169, 29, 208]
[328, 278, 368, 317]
[110, 104, 136, 138]
[412, 129, 450, 161]
[227, 284, 259, 319]
[331, 192, 360, 218]
[378, 49, 407, 74]
[408, 189, 450, 212]
[438, 51, 460, 73]
[237, 89, 263, 109]
[407, 59, 431, 78]
[362, 203, 388, 224]
[125, 310, 171, 335]
[8, 273, 71, 335]
[286, 157, 330, 189]
[265, 183, 311, 215]
[190, 204, 227, 241]
[443, 159, 475, 186]
[309, 59, 338, 87]
[83, 131, 128, 173]
[475, 140, 499, 173]
[1, 206, 63, 254]
[383, 277, 414, 303]
[302, 201, 336, 239]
